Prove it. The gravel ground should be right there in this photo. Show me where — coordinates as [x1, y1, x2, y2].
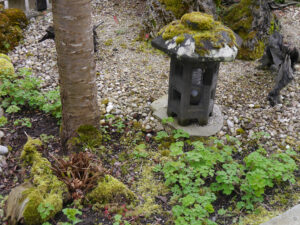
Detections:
[7, 1, 300, 148]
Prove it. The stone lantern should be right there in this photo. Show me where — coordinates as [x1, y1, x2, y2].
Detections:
[151, 12, 238, 135]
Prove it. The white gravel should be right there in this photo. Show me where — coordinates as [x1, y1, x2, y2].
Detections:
[7, 2, 300, 148]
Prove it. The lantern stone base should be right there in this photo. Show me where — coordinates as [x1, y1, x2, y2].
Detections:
[151, 95, 223, 137]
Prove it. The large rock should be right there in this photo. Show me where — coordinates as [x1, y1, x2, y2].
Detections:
[222, 0, 276, 60]
[142, 0, 218, 37]
[6, 138, 68, 225]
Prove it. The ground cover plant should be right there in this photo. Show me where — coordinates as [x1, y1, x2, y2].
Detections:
[1, 101, 299, 224]
[0, 68, 61, 119]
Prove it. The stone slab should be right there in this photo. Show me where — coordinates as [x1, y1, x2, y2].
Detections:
[260, 204, 300, 225]
[151, 95, 223, 137]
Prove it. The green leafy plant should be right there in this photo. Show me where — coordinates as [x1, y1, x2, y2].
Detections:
[133, 143, 149, 158]
[13, 117, 32, 128]
[172, 129, 190, 139]
[40, 134, 55, 143]
[0, 116, 7, 127]
[155, 131, 169, 141]
[38, 202, 54, 222]
[160, 137, 298, 224]
[0, 68, 61, 119]
[162, 117, 174, 124]
[113, 214, 131, 225]
[61, 208, 82, 225]
[114, 120, 125, 133]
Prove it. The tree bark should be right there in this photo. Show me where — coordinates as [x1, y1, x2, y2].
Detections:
[52, 0, 100, 151]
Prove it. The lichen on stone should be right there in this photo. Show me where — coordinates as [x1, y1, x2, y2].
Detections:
[159, 12, 236, 56]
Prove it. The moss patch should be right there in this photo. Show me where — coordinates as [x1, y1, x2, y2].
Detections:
[131, 165, 169, 217]
[86, 175, 136, 206]
[19, 137, 68, 225]
[238, 40, 265, 60]
[0, 54, 15, 78]
[0, 8, 27, 53]
[3, 8, 28, 28]
[158, 0, 188, 18]
[159, 12, 236, 55]
[222, 0, 270, 60]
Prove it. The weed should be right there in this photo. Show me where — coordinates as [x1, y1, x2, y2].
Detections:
[133, 143, 148, 158]
[38, 202, 55, 220]
[13, 117, 32, 128]
[155, 131, 169, 141]
[162, 117, 174, 124]
[60, 208, 82, 225]
[113, 214, 131, 225]
[40, 134, 55, 143]
[0, 116, 7, 127]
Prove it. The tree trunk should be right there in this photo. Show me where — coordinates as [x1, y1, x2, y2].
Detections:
[52, 0, 100, 151]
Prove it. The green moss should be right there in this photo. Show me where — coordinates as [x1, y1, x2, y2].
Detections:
[269, 16, 280, 35]
[104, 39, 113, 46]
[69, 125, 102, 150]
[0, 53, 11, 62]
[214, 0, 221, 8]
[86, 175, 136, 206]
[20, 137, 68, 225]
[0, 9, 26, 53]
[0, 54, 15, 78]
[131, 165, 169, 217]
[3, 8, 28, 29]
[181, 12, 214, 30]
[175, 34, 185, 44]
[238, 40, 265, 60]
[0, 13, 10, 31]
[159, 12, 236, 56]
[222, 0, 271, 60]
[158, 0, 188, 18]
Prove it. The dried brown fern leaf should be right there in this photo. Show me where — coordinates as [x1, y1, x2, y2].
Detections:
[50, 152, 106, 200]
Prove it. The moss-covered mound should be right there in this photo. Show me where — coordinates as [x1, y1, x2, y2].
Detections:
[6, 138, 68, 225]
[0, 53, 15, 78]
[3, 8, 28, 28]
[222, 0, 275, 60]
[158, 12, 236, 56]
[0, 8, 27, 53]
[86, 175, 136, 207]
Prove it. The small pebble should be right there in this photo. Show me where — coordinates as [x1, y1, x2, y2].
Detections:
[0, 145, 8, 155]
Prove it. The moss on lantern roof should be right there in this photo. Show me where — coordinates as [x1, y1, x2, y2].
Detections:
[158, 12, 236, 56]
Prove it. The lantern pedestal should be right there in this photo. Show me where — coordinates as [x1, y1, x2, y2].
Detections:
[151, 95, 223, 137]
